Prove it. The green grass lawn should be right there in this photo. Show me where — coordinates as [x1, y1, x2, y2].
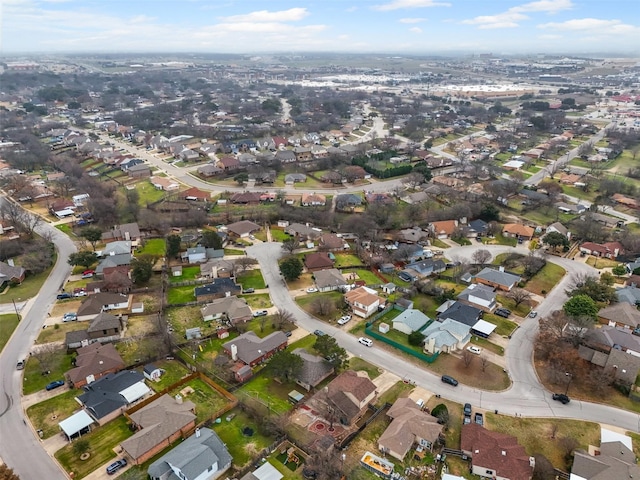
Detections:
[486, 233, 517, 247]
[224, 248, 245, 256]
[56, 224, 73, 235]
[586, 256, 620, 269]
[1, 258, 57, 301]
[427, 353, 510, 391]
[240, 293, 273, 309]
[36, 322, 85, 345]
[346, 268, 381, 285]
[169, 265, 201, 283]
[526, 262, 566, 295]
[349, 357, 382, 380]
[128, 180, 167, 205]
[138, 238, 166, 256]
[237, 269, 267, 289]
[561, 184, 598, 202]
[167, 285, 196, 304]
[23, 348, 74, 395]
[469, 336, 504, 356]
[212, 407, 274, 469]
[296, 291, 344, 321]
[333, 253, 364, 268]
[236, 374, 294, 416]
[431, 239, 450, 249]
[496, 295, 532, 318]
[269, 228, 291, 242]
[482, 312, 519, 337]
[168, 378, 230, 423]
[55, 417, 132, 479]
[27, 389, 80, 439]
[0, 313, 20, 352]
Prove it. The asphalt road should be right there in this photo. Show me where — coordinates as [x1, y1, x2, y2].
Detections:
[0, 197, 75, 479]
[248, 242, 640, 433]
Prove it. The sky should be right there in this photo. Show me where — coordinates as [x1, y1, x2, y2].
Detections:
[2, 0, 639, 55]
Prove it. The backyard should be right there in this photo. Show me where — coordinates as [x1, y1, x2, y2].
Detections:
[168, 377, 231, 424]
[237, 269, 267, 289]
[137, 238, 166, 256]
[168, 265, 201, 283]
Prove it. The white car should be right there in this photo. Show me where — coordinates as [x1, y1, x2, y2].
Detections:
[252, 310, 268, 317]
[358, 337, 373, 347]
[337, 315, 352, 325]
[467, 345, 482, 355]
[306, 287, 318, 293]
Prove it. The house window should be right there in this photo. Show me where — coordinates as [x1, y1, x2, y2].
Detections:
[103, 330, 107, 335]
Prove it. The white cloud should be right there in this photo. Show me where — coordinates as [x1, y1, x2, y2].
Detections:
[512, 0, 573, 14]
[373, 0, 450, 12]
[220, 8, 309, 23]
[399, 17, 426, 23]
[462, 0, 573, 29]
[539, 18, 637, 33]
[409, 27, 423, 33]
[346, 6, 358, 12]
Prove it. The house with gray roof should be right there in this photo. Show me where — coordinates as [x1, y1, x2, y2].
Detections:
[399, 259, 446, 282]
[474, 267, 521, 291]
[226, 220, 261, 238]
[570, 429, 640, 480]
[457, 284, 497, 312]
[222, 331, 288, 367]
[96, 253, 132, 275]
[194, 278, 241, 302]
[437, 301, 483, 328]
[285, 222, 323, 241]
[292, 348, 334, 391]
[392, 309, 431, 335]
[313, 268, 347, 292]
[0, 261, 25, 286]
[616, 285, 640, 306]
[200, 296, 252, 325]
[422, 318, 472, 354]
[284, 173, 307, 185]
[147, 427, 232, 480]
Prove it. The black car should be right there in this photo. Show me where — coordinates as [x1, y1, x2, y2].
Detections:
[474, 412, 484, 425]
[552, 393, 570, 404]
[106, 459, 127, 475]
[56, 292, 72, 300]
[463, 403, 472, 416]
[494, 308, 511, 318]
[441, 375, 458, 386]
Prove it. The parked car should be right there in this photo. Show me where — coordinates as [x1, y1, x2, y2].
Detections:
[56, 293, 72, 300]
[494, 308, 511, 318]
[16, 359, 25, 370]
[284, 331, 292, 337]
[45, 380, 65, 391]
[81, 270, 95, 279]
[62, 313, 77, 322]
[552, 393, 570, 404]
[73, 289, 87, 297]
[243, 288, 255, 293]
[313, 329, 325, 337]
[529, 310, 538, 318]
[358, 337, 373, 347]
[252, 310, 268, 317]
[306, 287, 318, 293]
[463, 415, 472, 424]
[106, 459, 127, 475]
[474, 412, 484, 425]
[337, 315, 352, 325]
[463, 403, 472, 415]
[441, 375, 459, 386]
[467, 345, 482, 355]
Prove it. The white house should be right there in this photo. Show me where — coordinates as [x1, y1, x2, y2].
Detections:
[422, 318, 471, 354]
[392, 309, 431, 335]
[344, 286, 385, 318]
[457, 284, 497, 312]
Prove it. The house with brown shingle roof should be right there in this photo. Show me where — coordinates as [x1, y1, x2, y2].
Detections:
[579, 241, 624, 259]
[65, 343, 125, 388]
[313, 370, 377, 426]
[229, 192, 261, 204]
[429, 220, 458, 239]
[291, 348, 334, 392]
[304, 252, 334, 272]
[121, 394, 196, 465]
[378, 398, 443, 461]
[301, 193, 326, 206]
[226, 220, 261, 238]
[461, 423, 533, 480]
[318, 233, 345, 251]
[502, 223, 535, 240]
[344, 286, 385, 318]
[598, 302, 640, 330]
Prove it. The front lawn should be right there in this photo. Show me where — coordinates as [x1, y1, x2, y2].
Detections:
[295, 291, 344, 322]
[586, 256, 620, 269]
[2, 257, 56, 301]
[23, 348, 74, 395]
[36, 322, 85, 345]
[496, 295, 532, 318]
[482, 312, 519, 337]
[237, 269, 267, 289]
[239, 293, 273, 309]
[55, 417, 132, 479]
[525, 262, 566, 295]
[27, 390, 80, 439]
[431, 239, 450, 249]
[485, 233, 517, 247]
[138, 238, 166, 256]
[426, 353, 510, 391]
[349, 357, 382, 380]
[224, 248, 245, 255]
[0, 313, 20, 352]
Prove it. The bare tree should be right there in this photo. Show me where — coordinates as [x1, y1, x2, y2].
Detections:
[234, 256, 256, 273]
[404, 171, 425, 189]
[506, 288, 532, 308]
[272, 309, 295, 330]
[281, 237, 300, 254]
[480, 356, 488, 372]
[312, 297, 335, 317]
[461, 349, 474, 368]
[30, 343, 61, 375]
[471, 248, 492, 266]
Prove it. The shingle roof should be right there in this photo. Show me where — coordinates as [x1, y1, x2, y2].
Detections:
[326, 371, 376, 423]
[77, 370, 145, 419]
[598, 302, 640, 328]
[66, 343, 124, 385]
[437, 301, 482, 327]
[222, 331, 288, 365]
[304, 252, 334, 270]
[86, 312, 120, 334]
[292, 348, 334, 388]
[194, 278, 241, 298]
[392, 309, 430, 332]
[475, 267, 521, 289]
[313, 268, 346, 289]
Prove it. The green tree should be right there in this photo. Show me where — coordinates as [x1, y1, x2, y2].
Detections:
[612, 264, 628, 277]
[563, 294, 598, 320]
[166, 234, 181, 258]
[566, 275, 616, 303]
[68, 251, 98, 269]
[313, 335, 348, 370]
[234, 173, 248, 185]
[480, 204, 500, 222]
[80, 226, 103, 251]
[267, 350, 303, 381]
[131, 255, 154, 285]
[201, 230, 222, 249]
[280, 256, 303, 281]
[408, 331, 425, 346]
[542, 232, 569, 252]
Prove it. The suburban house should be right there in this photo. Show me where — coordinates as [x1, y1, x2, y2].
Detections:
[194, 278, 242, 302]
[150, 176, 180, 191]
[127, 163, 151, 178]
[225, 220, 261, 238]
[422, 318, 471, 354]
[301, 193, 326, 207]
[0, 261, 26, 286]
[546, 221, 571, 240]
[569, 428, 640, 480]
[87, 265, 133, 294]
[77, 370, 150, 425]
[597, 303, 640, 330]
[180, 246, 224, 264]
[579, 339, 640, 382]
[222, 331, 288, 367]
[457, 284, 497, 313]
[392, 309, 431, 335]
[291, 348, 335, 391]
[616, 285, 640, 306]
[121, 394, 196, 465]
[312, 370, 377, 426]
[378, 397, 443, 461]
[180, 186, 211, 202]
[437, 301, 483, 327]
[101, 222, 142, 243]
[147, 427, 232, 480]
[200, 259, 235, 279]
[502, 223, 535, 240]
[240, 462, 283, 480]
[65, 343, 125, 388]
[284, 223, 323, 241]
[313, 268, 347, 292]
[76, 293, 130, 319]
[200, 296, 252, 324]
[461, 423, 534, 480]
[429, 220, 458, 239]
[100, 241, 131, 257]
[344, 286, 386, 318]
[398, 259, 446, 282]
[284, 173, 307, 185]
[579, 241, 624, 259]
[318, 233, 347, 251]
[474, 267, 521, 291]
[65, 312, 123, 349]
[468, 219, 489, 236]
[304, 252, 335, 272]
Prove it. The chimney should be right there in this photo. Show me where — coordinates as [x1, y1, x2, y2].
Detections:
[230, 344, 238, 361]
[175, 394, 183, 404]
[195, 428, 201, 438]
[7, 259, 14, 267]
